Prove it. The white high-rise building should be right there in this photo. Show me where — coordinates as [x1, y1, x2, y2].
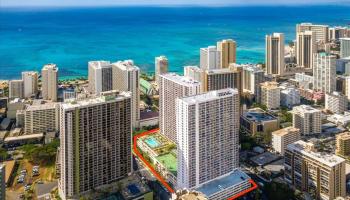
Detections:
[22, 71, 38, 98]
[340, 38, 350, 58]
[313, 53, 336, 93]
[112, 60, 140, 128]
[296, 31, 317, 68]
[159, 73, 201, 142]
[58, 91, 132, 200]
[292, 105, 321, 135]
[239, 64, 265, 95]
[266, 33, 285, 76]
[155, 56, 169, 83]
[296, 23, 329, 43]
[176, 88, 239, 189]
[200, 46, 221, 70]
[41, 64, 58, 102]
[280, 87, 300, 108]
[88, 61, 112, 94]
[272, 127, 300, 156]
[9, 80, 24, 99]
[325, 92, 348, 114]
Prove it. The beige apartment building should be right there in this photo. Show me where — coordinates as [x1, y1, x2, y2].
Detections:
[217, 39, 236, 68]
[259, 81, 281, 110]
[9, 80, 24, 99]
[155, 56, 169, 84]
[22, 71, 38, 98]
[272, 127, 300, 155]
[58, 91, 132, 200]
[285, 140, 346, 200]
[41, 64, 58, 101]
[292, 105, 321, 135]
[336, 132, 350, 157]
[296, 23, 329, 43]
[325, 92, 348, 114]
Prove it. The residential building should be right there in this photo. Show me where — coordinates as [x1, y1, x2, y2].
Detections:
[58, 91, 132, 200]
[325, 92, 348, 114]
[296, 31, 317, 68]
[200, 46, 220, 70]
[336, 57, 350, 75]
[336, 132, 350, 157]
[240, 108, 279, 135]
[88, 61, 112, 94]
[313, 53, 336, 93]
[272, 127, 300, 155]
[295, 72, 314, 89]
[292, 105, 321, 135]
[176, 88, 239, 189]
[112, 60, 140, 128]
[280, 87, 300, 108]
[265, 33, 285, 76]
[0, 164, 4, 200]
[296, 23, 329, 43]
[340, 38, 350, 58]
[9, 80, 24, 99]
[24, 102, 60, 134]
[239, 64, 265, 95]
[155, 56, 169, 83]
[329, 27, 348, 41]
[285, 140, 346, 200]
[22, 71, 38, 98]
[184, 66, 204, 83]
[41, 64, 58, 101]
[159, 73, 201, 142]
[217, 39, 236, 68]
[259, 81, 281, 110]
[344, 76, 350, 100]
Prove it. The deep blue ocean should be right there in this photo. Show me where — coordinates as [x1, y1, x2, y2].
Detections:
[0, 6, 350, 79]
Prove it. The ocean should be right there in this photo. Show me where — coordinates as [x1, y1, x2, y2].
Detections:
[0, 5, 350, 79]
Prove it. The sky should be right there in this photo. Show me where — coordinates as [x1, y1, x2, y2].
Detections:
[1, 0, 349, 7]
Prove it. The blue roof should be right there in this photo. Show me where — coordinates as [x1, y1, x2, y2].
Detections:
[244, 111, 276, 122]
[195, 169, 250, 197]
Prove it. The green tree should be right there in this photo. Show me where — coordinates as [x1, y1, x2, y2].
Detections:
[0, 147, 8, 161]
[263, 181, 295, 200]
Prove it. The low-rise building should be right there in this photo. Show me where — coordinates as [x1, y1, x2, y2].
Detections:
[272, 127, 300, 155]
[325, 92, 348, 114]
[24, 102, 59, 134]
[336, 132, 350, 157]
[292, 105, 322, 135]
[240, 108, 279, 135]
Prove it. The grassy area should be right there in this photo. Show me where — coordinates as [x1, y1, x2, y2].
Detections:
[156, 153, 177, 175]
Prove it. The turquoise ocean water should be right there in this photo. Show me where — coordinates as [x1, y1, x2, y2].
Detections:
[0, 6, 350, 79]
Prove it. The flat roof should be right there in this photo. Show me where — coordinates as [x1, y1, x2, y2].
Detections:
[287, 140, 345, 167]
[243, 108, 277, 122]
[196, 169, 250, 197]
[156, 153, 177, 176]
[272, 127, 300, 136]
[4, 133, 44, 142]
[292, 105, 320, 114]
[337, 132, 350, 140]
[112, 60, 140, 71]
[179, 88, 238, 105]
[159, 73, 200, 87]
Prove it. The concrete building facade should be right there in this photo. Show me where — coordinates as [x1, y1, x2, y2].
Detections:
[41, 64, 58, 101]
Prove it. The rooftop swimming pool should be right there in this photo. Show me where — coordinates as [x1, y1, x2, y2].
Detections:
[144, 136, 160, 148]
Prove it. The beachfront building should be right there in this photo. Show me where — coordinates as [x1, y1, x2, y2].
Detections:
[176, 88, 239, 189]
[112, 60, 140, 128]
[41, 64, 58, 102]
[336, 132, 350, 157]
[272, 127, 300, 155]
[340, 38, 350, 58]
[155, 55, 169, 84]
[22, 71, 38, 98]
[265, 33, 285, 76]
[9, 80, 24, 99]
[200, 46, 221, 70]
[296, 23, 329, 43]
[217, 39, 236, 68]
[184, 66, 204, 87]
[158, 73, 201, 143]
[325, 92, 348, 114]
[296, 31, 317, 69]
[58, 91, 132, 200]
[313, 53, 336, 94]
[88, 61, 113, 94]
[285, 140, 346, 200]
[259, 81, 281, 110]
[292, 105, 321, 135]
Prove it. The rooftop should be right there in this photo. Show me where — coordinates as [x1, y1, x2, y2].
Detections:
[272, 127, 300, 137]
[42, 63, 58, 71]
[112, 60, 140, 71]
[196, 169, 250, 198]
[243, 108, 277, 122]
[206, 68, 234, 74]
[140, 110, 159, 120]
[88, 60, 111, 69]
[292, 105, 320, 114]
[287, 140, 345, 167]
[156, 153, 177, 176]
[160, 73, 200, 87]
[179, 88, 238, 105]
[260, 81, 279, 90]
[337, 132, 350, 141]
[26, 102, 58, 111]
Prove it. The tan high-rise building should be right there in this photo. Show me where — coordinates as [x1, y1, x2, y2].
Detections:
[325, 92, 348, 114]
[41, 64, 58, 101]
[259, 81, 281, 110]
[272, 127, 300, 155]
[296, 23, 329, 43]
[336, 132, 350, 157]
[217, 39, 236, 68]
[296, 31, 317, 68]
[292, 105, 321, 135]
[22, 71, 38, 98]
[58, 91, 132, 200]
[112, 60, 140, 128]
[155, 56, 169, 84]
[88, 61, 113, 95]
[285, 140, 346, 200]
[9, 80, 24, 99]
[266, 33, 285, 76]
[159, 73, 201, 142]
[24, 102, 60, 134]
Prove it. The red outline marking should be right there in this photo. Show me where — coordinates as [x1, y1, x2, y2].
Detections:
[133, 129, 258, 199]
